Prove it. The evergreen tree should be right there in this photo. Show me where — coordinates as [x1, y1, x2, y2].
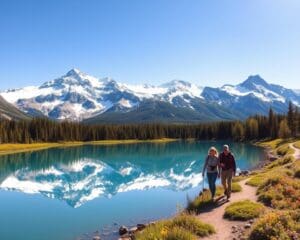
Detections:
[278, 119, 291, 139]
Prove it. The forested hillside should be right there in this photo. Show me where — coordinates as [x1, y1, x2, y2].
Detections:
[0, 102, 299, 143]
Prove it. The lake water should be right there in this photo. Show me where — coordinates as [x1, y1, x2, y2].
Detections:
[0, 141, 264, 240]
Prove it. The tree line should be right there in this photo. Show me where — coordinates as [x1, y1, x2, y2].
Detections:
[0, 102, 299, 144]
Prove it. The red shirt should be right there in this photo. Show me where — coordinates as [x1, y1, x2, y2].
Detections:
[219, 152, 236, 172]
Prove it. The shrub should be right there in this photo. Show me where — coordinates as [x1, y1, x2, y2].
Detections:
[224, 200, 264, 220]
[135, 214, 215, 240]
[257, 175, 300, 210]
[231, 182, 242, 192]
[249, 210, 300, 240]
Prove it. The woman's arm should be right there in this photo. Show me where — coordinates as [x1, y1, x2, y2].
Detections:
[202, 156, 208, 176]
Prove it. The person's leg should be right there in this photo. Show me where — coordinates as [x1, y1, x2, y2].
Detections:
[207, 173, 214, 198]
[211, 172, 218, 198]
[227, 170, 233, 198]
[221, 170, 227, 195]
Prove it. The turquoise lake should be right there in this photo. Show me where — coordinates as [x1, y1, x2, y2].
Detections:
[0, 141, 264, 240]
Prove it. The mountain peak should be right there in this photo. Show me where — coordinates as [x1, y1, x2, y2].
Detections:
[239, 75, 269, 89]
[65, 68, 82, 77]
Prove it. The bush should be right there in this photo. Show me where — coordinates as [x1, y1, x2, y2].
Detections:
[224, 200, 264, 220]
[231, 182, 242, 192]
[249, 210, 300, 240]
[135, 214, 215, 240]
[257, 175, 300, 210]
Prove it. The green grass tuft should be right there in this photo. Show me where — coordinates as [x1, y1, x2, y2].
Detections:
[224, 200, 264, 221]
[135, 214, 215, 240]
[231, 182, 242, 192]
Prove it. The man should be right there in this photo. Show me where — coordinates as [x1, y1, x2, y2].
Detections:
[219, 144, 236, 200]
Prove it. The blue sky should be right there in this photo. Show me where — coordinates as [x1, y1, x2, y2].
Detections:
[0, 0, 299, 90]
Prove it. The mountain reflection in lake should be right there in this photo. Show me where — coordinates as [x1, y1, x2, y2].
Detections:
[0, 141, 264, 240]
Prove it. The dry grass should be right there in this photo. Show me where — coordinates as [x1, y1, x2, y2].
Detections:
[0, 138, 177, 155]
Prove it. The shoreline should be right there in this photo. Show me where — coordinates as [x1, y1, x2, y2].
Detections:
[0, 138, 178, 156]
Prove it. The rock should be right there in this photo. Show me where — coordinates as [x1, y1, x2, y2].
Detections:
[244, 223, 251, 229]
[239, 170, 250, 176]
[249, 219, 254, 224]
[119, 226, 128, 235]
[129, 227, 138, 233]
[92, 236, 101, 240]
[149, 221, 156, 226]
[137, 223, 147, 230]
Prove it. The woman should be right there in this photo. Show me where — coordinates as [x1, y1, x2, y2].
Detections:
[202, 146, 220, 200]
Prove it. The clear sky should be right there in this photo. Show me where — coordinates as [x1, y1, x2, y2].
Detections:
[0, 0, 300, 90]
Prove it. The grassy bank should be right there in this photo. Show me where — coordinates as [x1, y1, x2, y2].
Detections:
[0, 138, 178, 156]
[245, 138, 300, 239]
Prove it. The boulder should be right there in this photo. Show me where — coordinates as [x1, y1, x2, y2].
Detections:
[119, 226, 128, 235]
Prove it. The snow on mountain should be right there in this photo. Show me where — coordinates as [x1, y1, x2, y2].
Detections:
[0, 70, 299, 122]
[0, 69, 204, 121]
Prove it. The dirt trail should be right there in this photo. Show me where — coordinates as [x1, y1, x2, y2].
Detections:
[290, 143, 300, 160]
[197, 179, 257, 240]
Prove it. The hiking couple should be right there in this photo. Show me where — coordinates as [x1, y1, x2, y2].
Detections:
[202, 144, 236, 201]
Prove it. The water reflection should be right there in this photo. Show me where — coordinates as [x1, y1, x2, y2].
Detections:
[0, 141, 264, 208]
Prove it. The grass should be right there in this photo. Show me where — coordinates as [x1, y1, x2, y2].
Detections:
[232, 175, 248, 182]
[294, 140, 300, 149]
[266, 155, 294, 169]
[0, 138, 177, 155]
[187, 186, 225, 213]
[187, 183, 242, 213]
[135, 214, 215, 240]
[231, 182, 242, 192]
[249, 210, 300, 240]
[224, 200, 264, 221]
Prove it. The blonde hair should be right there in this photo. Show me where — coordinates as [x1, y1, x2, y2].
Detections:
[208, 146, 218, 157]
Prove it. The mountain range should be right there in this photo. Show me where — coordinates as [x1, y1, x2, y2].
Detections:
[1, 69, 299, 123]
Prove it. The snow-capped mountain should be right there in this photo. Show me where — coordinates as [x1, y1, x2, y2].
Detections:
[0, 70, 299, 122]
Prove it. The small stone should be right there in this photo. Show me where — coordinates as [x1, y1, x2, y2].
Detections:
[92, 236, 101, 240]
[244, 223, 251, 229]
[137, 223, 147, 230]
[249, 219, 254, 224]
[119, 226, 128, 235]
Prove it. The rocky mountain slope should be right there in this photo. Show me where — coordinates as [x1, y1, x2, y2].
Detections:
[1, 69, 299, 123]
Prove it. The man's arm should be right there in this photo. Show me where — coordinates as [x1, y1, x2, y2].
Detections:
[232, 154, 236, 176]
